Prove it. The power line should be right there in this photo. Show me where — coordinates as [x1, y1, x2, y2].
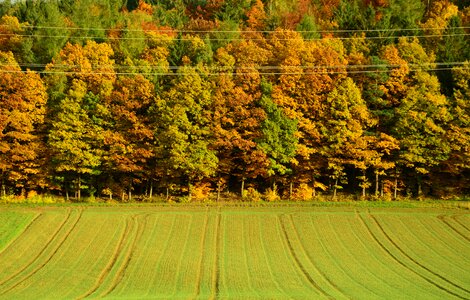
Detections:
[1, 24, 469, 33]
[0, 32, 468, 41]
[2, 61, 467, 70]
[0, 67, 465, 76]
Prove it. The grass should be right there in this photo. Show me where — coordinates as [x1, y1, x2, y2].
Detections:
[0, 205, 469, 299]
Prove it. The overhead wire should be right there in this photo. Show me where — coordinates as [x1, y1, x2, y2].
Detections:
[0, 67, 466, 76]
[1, 24, 469, 33]
[0, 32, 468, 41]
[0, 61, 467, 70]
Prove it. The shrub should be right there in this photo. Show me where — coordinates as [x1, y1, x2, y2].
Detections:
[264, 185, 280, 202]
[292, 183, 314, 201]
[191, 182, 213, 201]
[243, 187, 262, 202]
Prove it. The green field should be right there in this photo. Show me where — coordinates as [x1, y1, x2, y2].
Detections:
[0, 205, 469, 299]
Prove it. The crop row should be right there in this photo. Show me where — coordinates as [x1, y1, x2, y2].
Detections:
[0, 207, 468, 299]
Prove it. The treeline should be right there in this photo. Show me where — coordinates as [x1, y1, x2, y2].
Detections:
[0, 0, 469, 201]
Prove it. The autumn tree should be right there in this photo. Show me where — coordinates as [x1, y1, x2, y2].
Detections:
[211, 40, 271, 196]
[0, 51, 47, 196]
[257, 79, 298, 188]
[103, 75, 155, 200]
[320, 77, 374, 199]
[46, 41, 116, 199]
[151, 66, 218, 200]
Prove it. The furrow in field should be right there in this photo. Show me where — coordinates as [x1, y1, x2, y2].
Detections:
[453, 215, 470, 232]
[168, 215, 195, 297]
[0, 210, 70, 286]
[108, 213, 173, 298]
[437, 214, 470, 242]
[418, 216, 470, 259]
[209, 211, 221, 300]
[100, 213, 148, 297]
[370, 213, 470, 297]
[255, 216, 290, 299]
[146, 214, 193, 297]
[400, 216, 470, 271]
[424, 216, 470, 252]
[346, 215, 438, 299]
[0, 212, 42, 256]
[325, 214, 398, 298]
[220, 214, 258, 298]
[242, 215, 289, 298]
[76, 215, 134, 299]
[146, 215, 177, 296]
[169, 214, 202, 298]
[0, 208, 82, 294]
[290, 214, 350, 299]
[304, 214, 383, 298]
[194, 211, 210, 299]
[278, 214, 330, 298]
[259, 214, 316, 299]
[358, 211, 469, 300]
[6, 210, 129, 299]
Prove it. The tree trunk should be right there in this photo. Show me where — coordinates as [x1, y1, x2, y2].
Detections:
[166, 186, 169, 201]
[375, 171, 379, 197]
[121, 191, 125, 202]
[149, 179, 153, 199]
[381, 181, 384, 198]
[217, 178, 221, 203]
[394, 168, 398, 200]
[289, 181, 293, 200]
[417, 176, 422, 198]
[109, 192, 112, 201]
[128, 181, 132, 202]
[312, 174, 316, 198]
[362, 170, 367, 199]
[332, 178, 338, 200]
[1, 175, 5, 197]
[77, 174, 81, 200]
[241, 178, 245, 198]
[65, 188, 69, 201]
[188, 181, 192, 202]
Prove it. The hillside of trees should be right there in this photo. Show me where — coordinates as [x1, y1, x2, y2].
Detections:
[0, 0, 469, 201]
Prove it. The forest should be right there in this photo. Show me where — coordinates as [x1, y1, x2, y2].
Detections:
[0, 0, 469, 201]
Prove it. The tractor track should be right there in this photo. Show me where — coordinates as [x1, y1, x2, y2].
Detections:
[0, 208, 83, 296]
[357, 211, 469, 300]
